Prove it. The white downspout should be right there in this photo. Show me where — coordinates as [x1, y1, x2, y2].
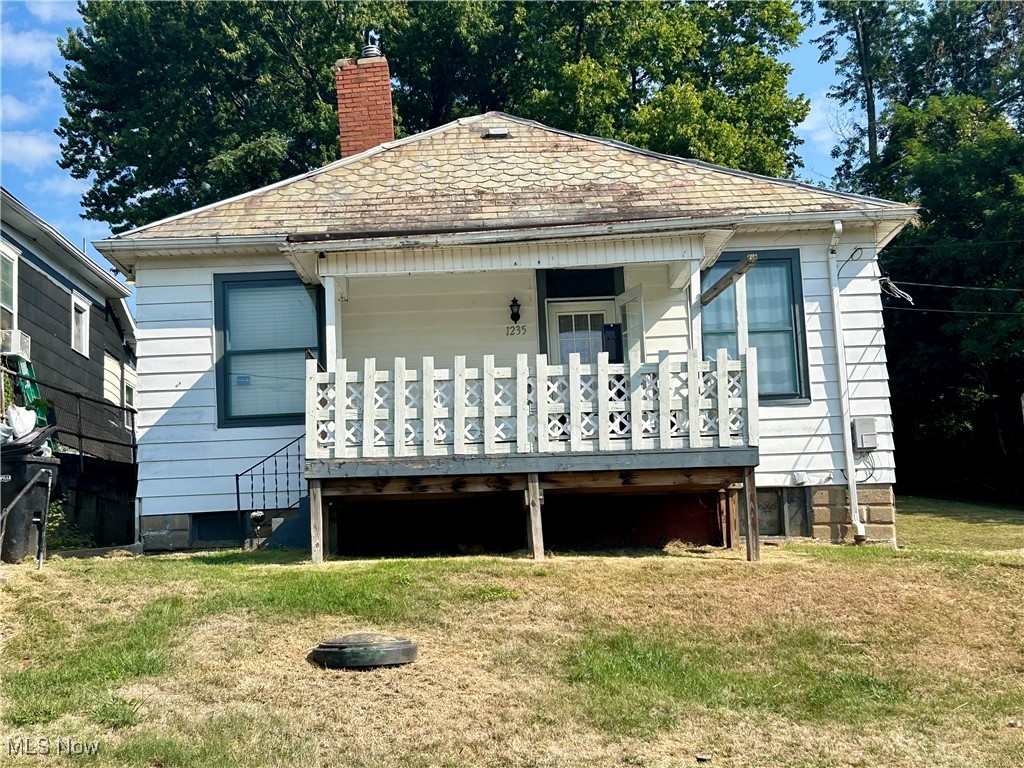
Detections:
[827, 220, 867, 542]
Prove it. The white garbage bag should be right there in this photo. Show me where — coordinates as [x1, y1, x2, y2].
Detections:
[5, 405, 36, 438]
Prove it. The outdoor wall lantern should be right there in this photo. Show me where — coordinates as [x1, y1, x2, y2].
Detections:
[509, 297, 521, 323]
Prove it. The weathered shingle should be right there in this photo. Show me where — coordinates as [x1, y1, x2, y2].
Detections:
[119, 113, 908, 241]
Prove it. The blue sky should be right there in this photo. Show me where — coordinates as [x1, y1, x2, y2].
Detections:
[1, 0, 846, 282]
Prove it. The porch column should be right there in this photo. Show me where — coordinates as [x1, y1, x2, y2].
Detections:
[734, 271, 749, 352]
[688, 261, 703, 358]
[323, 276, 343, 370]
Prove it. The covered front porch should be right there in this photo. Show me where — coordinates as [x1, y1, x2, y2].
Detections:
[304, 348, 761, 562]
[296, 230, 764, 562]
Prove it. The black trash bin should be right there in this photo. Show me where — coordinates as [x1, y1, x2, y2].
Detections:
[1, 449, 59, 564]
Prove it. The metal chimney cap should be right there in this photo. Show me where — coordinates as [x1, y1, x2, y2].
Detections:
[360, 43, 382, 58]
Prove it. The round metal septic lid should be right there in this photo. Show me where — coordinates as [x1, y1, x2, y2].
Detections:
[308, 632, 418, 669]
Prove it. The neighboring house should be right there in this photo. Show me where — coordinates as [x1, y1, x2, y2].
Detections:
[2, 188, 138, 546]
[95, 51, 916, 558]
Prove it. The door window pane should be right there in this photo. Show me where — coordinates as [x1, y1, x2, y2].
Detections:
[556, 311, 605, 364]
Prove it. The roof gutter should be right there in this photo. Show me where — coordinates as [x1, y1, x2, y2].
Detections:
[282, 208, 917, 254]
[2, 188, 130, 299]
[93, 207, 916, 261]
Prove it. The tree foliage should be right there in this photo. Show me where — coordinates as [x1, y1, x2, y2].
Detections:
[808, 1, 1024, 499]
[879, 96, 1024, 497]
[54, 0, 808, 232]
[54, 0, 375, 231]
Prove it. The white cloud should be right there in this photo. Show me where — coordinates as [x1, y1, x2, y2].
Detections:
[25, 1, 81, 24]
[796, 90, 840, 157]
[0, 23, 58, 69]
[40, 174, 88, 197]
[1, 93, 43, 124]
[0, 129, 59, 171]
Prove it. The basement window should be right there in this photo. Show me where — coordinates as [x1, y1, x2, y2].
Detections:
[214, 272, 321, 427]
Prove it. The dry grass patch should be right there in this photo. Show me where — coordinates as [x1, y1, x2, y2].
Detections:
[2, 501, 1023, 767]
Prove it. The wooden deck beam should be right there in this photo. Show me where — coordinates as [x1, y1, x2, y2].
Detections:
[322, 474, 528, 497]
[318, 467, 746, 498]
[306, 447, 758, 480]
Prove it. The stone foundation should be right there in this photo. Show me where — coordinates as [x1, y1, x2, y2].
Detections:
[811, 484, 896, 544]
[140, 514, 191, 551]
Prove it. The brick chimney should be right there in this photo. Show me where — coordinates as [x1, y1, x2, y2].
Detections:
[333, 47, 395, 158]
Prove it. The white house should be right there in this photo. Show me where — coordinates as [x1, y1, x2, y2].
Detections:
[95, 51, 916, 559]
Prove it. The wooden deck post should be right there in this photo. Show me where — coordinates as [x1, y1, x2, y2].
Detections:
[717, 489, 728, 547]
[726, 486, 741, 550]
[743, 467, 760, 562]
[525, 473, 545, 561]
[310, 479, 324, 565]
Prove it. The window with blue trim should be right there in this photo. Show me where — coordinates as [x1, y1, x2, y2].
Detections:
[215, 273, 319, 426]
[702, 249, 809, 401]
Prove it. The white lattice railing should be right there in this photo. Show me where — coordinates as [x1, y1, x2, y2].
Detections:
[306, 349, 758, 460]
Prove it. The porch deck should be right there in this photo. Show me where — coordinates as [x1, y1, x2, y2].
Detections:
[304, 350, 761, 562]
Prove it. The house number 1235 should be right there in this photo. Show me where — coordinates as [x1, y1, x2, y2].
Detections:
[506, 325, 527, 336]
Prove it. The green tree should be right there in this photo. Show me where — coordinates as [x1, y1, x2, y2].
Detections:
[55, 0, 809, 232]
[808, 1, 1024, 499]
[54, 0, 383, 231]
[801, 1, 917, 188]
[894, 1, 1023, 129]
[876, 96, 1024, 497]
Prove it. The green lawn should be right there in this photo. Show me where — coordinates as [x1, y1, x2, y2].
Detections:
[1, 497, 1022, 767]
[897, 495, 1024, 552]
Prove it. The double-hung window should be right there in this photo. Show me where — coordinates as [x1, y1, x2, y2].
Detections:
[702, 249, 809, 401]
[71, 293, 91, 357]
[1, 247, 16, 329]
[215, 273, 320, 426]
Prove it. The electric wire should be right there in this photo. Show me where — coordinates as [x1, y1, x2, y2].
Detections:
[893, 280, 1024, 293]
[883, 306, 1024, 316]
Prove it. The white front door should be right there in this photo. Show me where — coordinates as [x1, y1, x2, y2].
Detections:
[546, 300, 615, 364]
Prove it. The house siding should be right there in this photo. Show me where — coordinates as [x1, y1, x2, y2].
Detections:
[132, 227, 894, 524]
[726, 229, 895, 491]
[133, 255, 306, 516]
[339, 271, 540, 367]
[4, 231, 134, 461]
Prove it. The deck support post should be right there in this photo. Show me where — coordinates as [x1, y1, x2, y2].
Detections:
[525, 473, 545, 561]
[726, 486, 741, 550]
[743, 467, 760, 562]
[310, 479, 324, 565]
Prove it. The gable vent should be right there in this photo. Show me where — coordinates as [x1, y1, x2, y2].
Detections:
[482, 126, 510, 139]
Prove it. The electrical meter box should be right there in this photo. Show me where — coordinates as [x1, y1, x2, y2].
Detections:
[851, 417, 878, 451]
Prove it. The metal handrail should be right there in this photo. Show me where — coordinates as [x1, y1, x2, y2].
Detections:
[234, 434, 306, 545]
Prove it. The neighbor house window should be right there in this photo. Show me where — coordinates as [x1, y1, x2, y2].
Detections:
[214, 273, 320, 426]
[1, 249, 16, 329]
[71, 293, 91, 357]
[124, 381, 136, 429]
[702, 249, 809, 401]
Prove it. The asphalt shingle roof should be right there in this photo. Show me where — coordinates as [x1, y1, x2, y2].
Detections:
[119, 112, 909, 241]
